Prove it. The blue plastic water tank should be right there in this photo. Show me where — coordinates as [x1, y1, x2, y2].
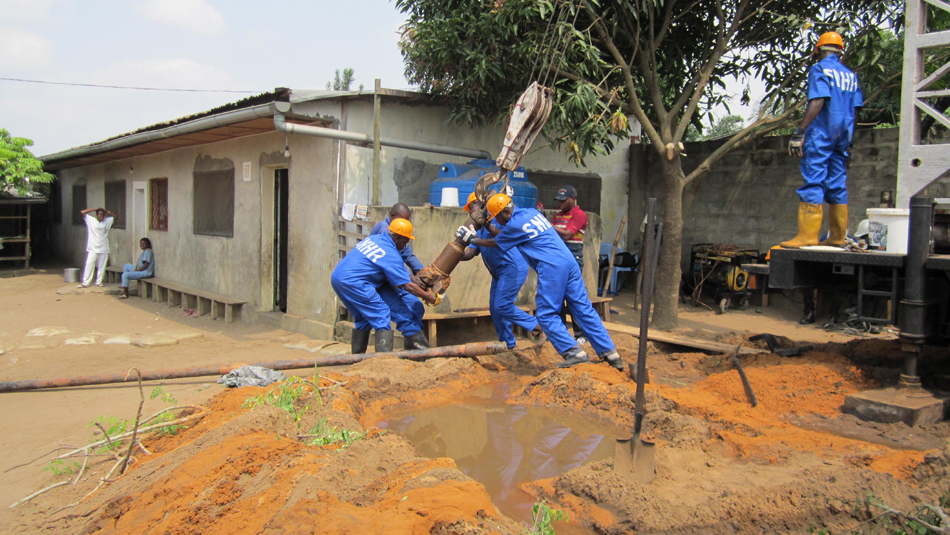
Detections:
[428, 159, 538, 209]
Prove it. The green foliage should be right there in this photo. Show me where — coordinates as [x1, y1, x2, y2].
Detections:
[242, 377, 313, 423]
[0, 128, 54, 196]
[523, 500, 567, 535]
[150, 387, 182, 436]
[808, 490, 950, 535]
[327, 68, 356, 91]
[89, 415, 130, 452]
[44, 459, 80, 476]
[306, 418, 364, 448]
[685, 115, 746, 142]
[397, 0, 902, 164]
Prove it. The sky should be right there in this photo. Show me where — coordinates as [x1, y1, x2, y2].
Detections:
[0, 0, 413, 157]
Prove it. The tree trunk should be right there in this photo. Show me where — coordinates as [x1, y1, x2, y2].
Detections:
[651, 162, 686, 330]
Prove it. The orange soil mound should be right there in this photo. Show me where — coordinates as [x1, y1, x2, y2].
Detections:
[660, 356, 928, 478]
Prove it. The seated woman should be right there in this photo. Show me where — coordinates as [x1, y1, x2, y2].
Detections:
[118, 238, 154, 299]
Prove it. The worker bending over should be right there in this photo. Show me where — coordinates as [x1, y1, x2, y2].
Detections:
[332, 219, 437, 354]
[371, 203, 428, 348]
[458, 193, 545, 349]
[457, 194, 623, 370]
[783, 31, 863, 248]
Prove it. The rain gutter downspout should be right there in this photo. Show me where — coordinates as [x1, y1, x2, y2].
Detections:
[41, 101, 293, 165]
[273, 114, 491, 160]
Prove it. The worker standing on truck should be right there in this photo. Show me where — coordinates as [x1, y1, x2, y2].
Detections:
[551, 185, 589, 345]
[458, 193, 546, 349]
[783, 31, 863, 248]
[332, 219, 437, 354]
[457, 194, 623, 370]
[371, 203, 429, 348]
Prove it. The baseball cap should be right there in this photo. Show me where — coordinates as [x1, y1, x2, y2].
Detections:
[554, 185, 577, 201]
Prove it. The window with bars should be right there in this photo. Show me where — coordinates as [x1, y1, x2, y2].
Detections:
[193, 169, 234, 237]
[104, 180, 126, 228]
[72, 183, 87, 225]
[150, 178, 168, 231]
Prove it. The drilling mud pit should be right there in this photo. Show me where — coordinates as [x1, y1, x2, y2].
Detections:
[6, 336, 950, 534]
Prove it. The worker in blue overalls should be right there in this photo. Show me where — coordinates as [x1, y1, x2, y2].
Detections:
[458, 193, 546, 349]
[783, 31, 863, 248]
[332, 219, 437, 354]
[457, 193, 623, 370]
[371, 203, 429, 348]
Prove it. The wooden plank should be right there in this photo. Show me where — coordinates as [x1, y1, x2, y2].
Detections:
[602, 322, 767, 355]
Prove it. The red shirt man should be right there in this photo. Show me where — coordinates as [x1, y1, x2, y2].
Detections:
[552, 185, 587, 267]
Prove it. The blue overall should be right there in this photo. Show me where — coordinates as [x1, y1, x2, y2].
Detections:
[798, 55, 863, 205]
[371, 217, 425, 328]
[330, 233, 422, 336]
[468, 226, 539, 348]
[494, 207, 615, 356]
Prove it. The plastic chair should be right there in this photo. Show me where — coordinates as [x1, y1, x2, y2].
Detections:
[598, 243, 635, 296]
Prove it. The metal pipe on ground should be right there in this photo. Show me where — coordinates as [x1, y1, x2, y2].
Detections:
[0, 342, 508, 393]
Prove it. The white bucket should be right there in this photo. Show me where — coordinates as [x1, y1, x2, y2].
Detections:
[64, 268, 80, 283]
[867, 208, 911, 255]
[440, 187, 460, 207]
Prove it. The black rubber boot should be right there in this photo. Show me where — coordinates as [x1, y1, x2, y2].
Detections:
[599, 349, 625, 371]
[404, 331, 430, 350]
[556, 346, 590, 368]
[800, 309, 816, 325]
[375, 329, 394, 353]
[351, 329, 371, 354]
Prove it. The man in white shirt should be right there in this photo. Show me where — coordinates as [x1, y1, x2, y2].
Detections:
[79, 207, 117, 288]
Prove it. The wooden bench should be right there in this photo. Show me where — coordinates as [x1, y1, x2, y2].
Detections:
[137, 277, 246, 323]
[422, 296, 612, 347]
[104, 266, 123, 284]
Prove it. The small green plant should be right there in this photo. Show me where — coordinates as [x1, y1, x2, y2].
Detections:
[524, 500, 567, 535]
[89, 416, 130, 452]
[242, 377, 313, 423]
[44, 459, 80, 476]
[306, 418, 364, 448]
[150, 387, 182, 435]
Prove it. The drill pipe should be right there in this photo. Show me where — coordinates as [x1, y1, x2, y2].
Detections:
[418, 219, 476, 293]
[0, 341, 508, 393]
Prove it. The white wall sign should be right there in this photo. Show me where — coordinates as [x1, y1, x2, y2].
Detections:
[243, 162, 252, 182]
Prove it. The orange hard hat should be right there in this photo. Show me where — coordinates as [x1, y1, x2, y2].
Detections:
[815, 31, 843, 54]
[389, 218, 415, 240]
[486, 193, 512, 221]
[462, 192, 478, 212]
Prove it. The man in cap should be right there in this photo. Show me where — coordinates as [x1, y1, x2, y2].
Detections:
[371, 203, 429, 348]
[458, 193, 545, 349]
[333, 219, 437, 354]
[551, 185, 589, 345]
[783, 31, 863, 249]
[457, 193, 623, 370]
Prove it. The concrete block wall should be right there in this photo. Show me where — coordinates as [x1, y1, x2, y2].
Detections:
[628, 127, 902, 264]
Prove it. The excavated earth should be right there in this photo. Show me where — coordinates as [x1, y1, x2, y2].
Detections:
[7, 333, 950, 534]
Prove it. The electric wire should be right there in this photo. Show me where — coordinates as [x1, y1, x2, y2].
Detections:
[0, 77, 262, 94]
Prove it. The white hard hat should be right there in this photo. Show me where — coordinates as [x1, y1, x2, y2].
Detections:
[855, 219, 885, 247]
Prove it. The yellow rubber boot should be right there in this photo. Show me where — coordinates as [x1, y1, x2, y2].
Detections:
[780, 203, 823, 248]
[819, 204, 848, 246]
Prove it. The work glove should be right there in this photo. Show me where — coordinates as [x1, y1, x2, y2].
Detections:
[425, 292, 442, 307]
[456, 225, 477, 245]
[788, 127, 805, 157]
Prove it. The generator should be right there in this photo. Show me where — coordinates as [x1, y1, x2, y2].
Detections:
[686, 243, 759, 314]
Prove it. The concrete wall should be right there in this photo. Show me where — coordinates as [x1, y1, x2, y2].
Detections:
[289, 97, 630, 250]
[628, 127, 903, 265]
[361, 207, 603, 314]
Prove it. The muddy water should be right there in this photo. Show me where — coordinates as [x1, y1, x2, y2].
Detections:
[377, 382, 626, 532]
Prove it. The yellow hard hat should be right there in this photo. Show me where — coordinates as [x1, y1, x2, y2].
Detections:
[389, 218, 415, 240]
[815, 31, 843, 54]
[486, 193, 512, 221]
[462, 192, 478, 212]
